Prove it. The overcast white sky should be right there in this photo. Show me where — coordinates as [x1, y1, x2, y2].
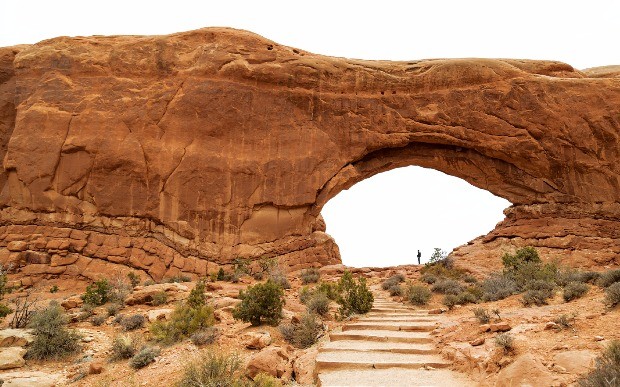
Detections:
[1, 1, 618, 266]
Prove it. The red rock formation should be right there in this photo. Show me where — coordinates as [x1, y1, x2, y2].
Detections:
[0, 28, 618, 282]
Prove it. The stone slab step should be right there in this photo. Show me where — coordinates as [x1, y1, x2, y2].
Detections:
[365, 312, 430, 318]
[343, 322, 437, 332]
[330, 330, 432, 344]
[316, 351, 451, 371]
[320, 340, 437, 354]
[356, 317, 437, 323]
[318, 368, 476, 386]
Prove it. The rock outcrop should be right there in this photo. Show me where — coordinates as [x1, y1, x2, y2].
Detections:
[0, 27, 619, 281]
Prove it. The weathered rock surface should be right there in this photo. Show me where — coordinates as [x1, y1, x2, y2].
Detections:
[0, 27, 619, 276]
[245, 346, 292, 379]
[0, 346, 27, 370]
[495, 353, 555, 387]
[0, 329, 34, 347]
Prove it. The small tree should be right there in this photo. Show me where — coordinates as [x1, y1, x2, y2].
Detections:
[232, 280, 285, 326]
[428, 248, 447, 264]
[187, 280, 207, 309]
[82, 279, 112, 306]
[337, 271, 374, 317]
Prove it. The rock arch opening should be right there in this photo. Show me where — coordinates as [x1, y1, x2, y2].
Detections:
[322, 166, 511, 267]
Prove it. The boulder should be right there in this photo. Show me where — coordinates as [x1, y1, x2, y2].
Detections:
[0, 330, 34, 347]
[496, 353, 555, 387]
[553, 350, 596, 374]
[125, 283, 188, 305]
[146, 309, 173, 322]
[243, 331, 271, 350]
[0, 347, 27, 370]
[0, 371, 60, 387]
[469, 337, 485, 346]
[246, 346, 291, 379]
[490, 322, 511, 332]
[89, 360, 104, 374]
[292, 347, 318, 385]
[61, 295, 83, 310]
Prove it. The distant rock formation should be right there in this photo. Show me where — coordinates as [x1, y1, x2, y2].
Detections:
[0, 28, 618, 282]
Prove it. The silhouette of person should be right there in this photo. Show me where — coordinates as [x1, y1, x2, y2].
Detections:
[417, 250, 421, 265]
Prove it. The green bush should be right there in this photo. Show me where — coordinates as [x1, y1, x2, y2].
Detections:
[501, 246, 541, 271]
[406, 284, 432, 305]
[232, 280, 285, 326]
[25, 302, 81, 360]
[442, 292, 476, 309]
[563, 282, 589, 302]
[217, 268, 226, 281]
[110, 334, 139, 360]
[151, 291, 168, 306]
[187, 280, 207, 309]
[431, 279, 464, 295]
[106, 303, 121, 317]
[502, 247, 557, 289]
[127, 272, 140, 288]
[121, 314, 145, 331]
[473, 308, 490, 324]
[577, 340, 620, 387]
[598, 269, 620, 288]
[605, 282, 620, 307]
[151, 304, 215, 344]
[442, 294, 458, 309]
[0, 303, 12, 318]
[190, 327, 219, 346]
[81, 279, 112, 306]
[166, 275, 192, 283]
[307, 293, 330, 316]
[481, 274, 517, 301]
[316, 282, 339, 300]
[336, 272, 373, 317]
[130, 346, 160, 369]
[300, 268, 320, 284]
[279, 312, 321, 349]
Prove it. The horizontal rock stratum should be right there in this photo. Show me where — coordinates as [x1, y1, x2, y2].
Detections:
[0, 28, 618, 281]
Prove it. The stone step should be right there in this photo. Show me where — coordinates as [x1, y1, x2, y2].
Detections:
[320, 340, 438, 354]
[330, 330, 433, 344]
[356, 317, 437, 323]
[370, 307, 418, 313]
[342, 322, 437, 332]
[316, 351, 451, 371]
[318, 368, 476, 386]
[365, 312, 430, 318]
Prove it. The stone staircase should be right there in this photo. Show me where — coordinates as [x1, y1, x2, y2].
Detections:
[316, 294, 475, 386]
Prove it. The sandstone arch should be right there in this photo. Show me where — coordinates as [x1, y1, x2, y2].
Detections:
[0, 28, 618, 281]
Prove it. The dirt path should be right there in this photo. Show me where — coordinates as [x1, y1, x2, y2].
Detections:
[316, 291, 476, 386]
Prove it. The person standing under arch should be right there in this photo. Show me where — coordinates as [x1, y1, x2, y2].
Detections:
[417, 250, 421, 265]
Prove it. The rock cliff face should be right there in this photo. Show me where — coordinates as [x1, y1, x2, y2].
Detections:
[0, 28, 618, 282]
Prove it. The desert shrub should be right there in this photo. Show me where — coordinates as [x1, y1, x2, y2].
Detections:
[26, 301, 81, 360]
[110, 334, 139, 360]
[127, 272, 140, 288]
[49, 285, 59, 293]
[151, 304, 215, 344]
[388, 284, 404, 297]
[82, 279, 112, 306]
[269, 271, 291, 290]
[336, 271, 373, 317]
[299, 286, 313, 305]
[130, 346, 160, 369]
[106, 303, 121, 317]
[279, 312, 321, 349]
[502, 247, 557, 289]
[563, 282, 589, 302]
[167, 275, 192, 283]
[187, 280, 207, 309]
[431, 279, 464, 295]
[605, 282, 620, 307]
[316, 282, 339, 300]
[216, 268, 226, 281]
[190, 327, 219, 346]
[381, 274, 405, 290]
[521, 280, 555, 306]
[307, 292, 330, 316]
[177, 352, 243, 387]
[455, 291, 478, 305]
[143, 279, 156, 286]
[232, 280, 285, 326]
[495, 333, 515, 354]
[442, 294, 458, 309]
[77, 303, 95, 322]
[553, 313, 576, 330]
[463, 275, 478, 284]
[420, 273, 437, 284]
[406, 284, 432, 305]
[556, 268, 588, 286]
[473, 307, 491, 324]
[91, 315, 106, 326]
[481, 274, 518, 301]
[121, 314, 145, 331]
[108, 276, 132, 305]
[598, 269, 620, 288]
[576, 271, 601, 284]
[151, 291, 168, 306]
[577, 340, 620, 387]
[300, 268, 320, 284]
[251, 373, 283, 387]
[0, 303, 12, 318]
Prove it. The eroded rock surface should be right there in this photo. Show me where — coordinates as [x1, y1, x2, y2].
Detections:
[0, 28, 619, 280]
